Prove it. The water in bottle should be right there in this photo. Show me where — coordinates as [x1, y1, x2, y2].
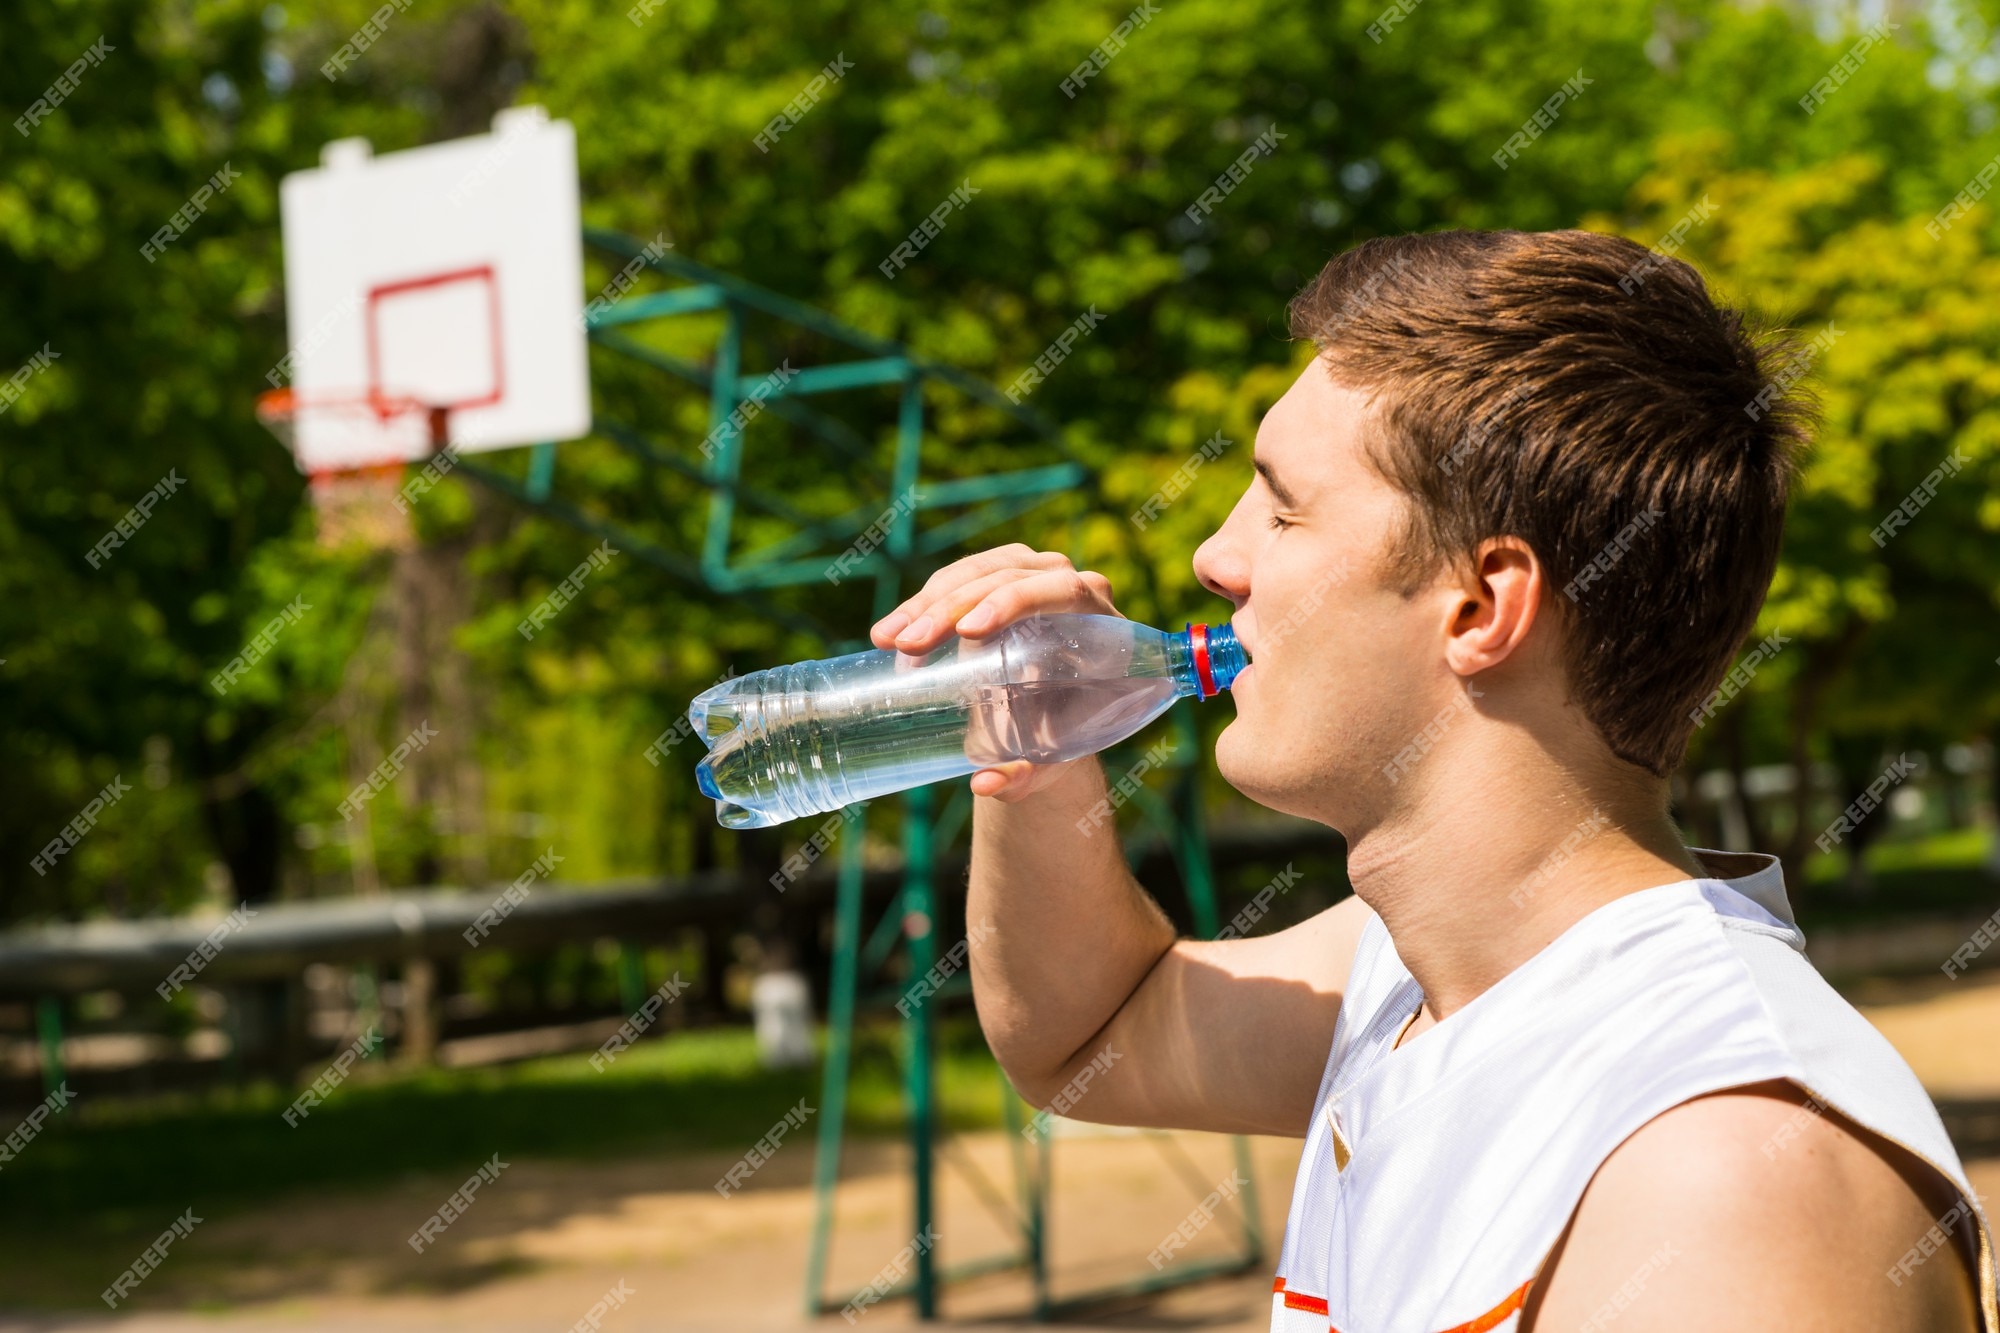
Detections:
[690, 614, 1246, 828]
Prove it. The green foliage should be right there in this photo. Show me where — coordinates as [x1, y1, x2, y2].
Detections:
[1589, 134, 2000, 768]
[0, 1019, 1007, 1305]
[3, 0, 1997, 919]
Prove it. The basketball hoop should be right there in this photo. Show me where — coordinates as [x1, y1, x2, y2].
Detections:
[256, 388, 449, 552]
[258, 109, 591, 547]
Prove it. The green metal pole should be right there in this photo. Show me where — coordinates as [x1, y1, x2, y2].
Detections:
[34, 996, 65, 1101]
[615, 942, 647, 1015]
[354, 964, 383, 1059]
[804, 802, 870, 1317]
[903, 782, 939, 1319]
[803, 803, 870, 1312]
[888, 369, 940, 1318]
[1000, 1077, 1051, 1319]
[888, 375, 924, 562]
[701, 303, 745, 581]
[525, 441, 558, 502]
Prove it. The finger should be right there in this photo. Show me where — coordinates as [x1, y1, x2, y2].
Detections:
[969, 759, 1038, 799]
[871, 546, 1071, 646]
[892, 568, 1043, 652]
[901, 564, 1114, 652]
[871, 609, 912, 649]
[880, 545, 1068, 643]
[969, 766, 1016, 798]
[992, 760, 1081, 803]
[952, 568, 1116, 639]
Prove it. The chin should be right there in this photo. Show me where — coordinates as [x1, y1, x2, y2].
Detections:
[1212, 725, 1248, 789]
[1215, 721, 1344, 826]
[1213, 717, 1247, 775]
[1215, 724, 1291, 813]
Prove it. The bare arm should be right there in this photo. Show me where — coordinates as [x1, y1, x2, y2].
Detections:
[969, 759, 1370, 1135]
[873, 544, 1373, 1138]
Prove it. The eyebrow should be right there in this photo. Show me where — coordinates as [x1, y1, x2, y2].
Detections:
[1254, 457, 1300, 510]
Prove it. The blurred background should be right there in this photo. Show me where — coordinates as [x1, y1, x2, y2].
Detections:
[3, 0, 1999, 1328]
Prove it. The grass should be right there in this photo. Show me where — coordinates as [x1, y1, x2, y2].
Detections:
[1798, 826, 2000, 927]
[0, 1018, 1008, 1251]
[7, 831, 1991, 1280]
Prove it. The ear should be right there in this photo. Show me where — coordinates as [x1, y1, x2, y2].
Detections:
[1440, 537, 1542, 679]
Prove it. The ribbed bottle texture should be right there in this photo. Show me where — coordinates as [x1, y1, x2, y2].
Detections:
[692, 614, 1244, 828]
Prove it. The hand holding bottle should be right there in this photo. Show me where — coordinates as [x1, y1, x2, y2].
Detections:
[870, 545, 1122, 804]
[689, 544, 1242, 829]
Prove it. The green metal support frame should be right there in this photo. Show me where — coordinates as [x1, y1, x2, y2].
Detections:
[802, 742, 1264, 1322]
[35, 996, 65, 1101]
[427, 228, 1259, 1321]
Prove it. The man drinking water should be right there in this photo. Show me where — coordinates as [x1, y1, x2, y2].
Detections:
[871, 230, 1993, 1332]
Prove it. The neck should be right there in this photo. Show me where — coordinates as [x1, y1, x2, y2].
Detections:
[1343, 734, 1706, 1022]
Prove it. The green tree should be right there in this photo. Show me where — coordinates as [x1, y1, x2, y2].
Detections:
[1599, 136, 2000, 879]
[6, 0, 1996, 922]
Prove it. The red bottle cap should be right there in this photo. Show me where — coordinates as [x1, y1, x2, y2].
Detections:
[1188, 622, 1218, 699]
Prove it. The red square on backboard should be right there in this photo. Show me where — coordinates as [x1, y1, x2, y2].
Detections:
[367, 265, 506, 412]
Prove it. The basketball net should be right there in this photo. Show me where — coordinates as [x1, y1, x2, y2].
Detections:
[256, 389, 448, 552]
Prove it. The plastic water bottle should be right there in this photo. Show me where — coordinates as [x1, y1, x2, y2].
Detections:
[690, 615, 1246, 829]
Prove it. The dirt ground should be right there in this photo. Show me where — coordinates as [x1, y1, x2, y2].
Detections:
[9, 972, 2000, 1333]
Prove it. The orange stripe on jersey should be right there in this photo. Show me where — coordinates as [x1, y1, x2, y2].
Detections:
[1435, 1278, 1533, 1333]
[1281, 1290, 1329, 1316]
[1267, 1275, 1528, 1332]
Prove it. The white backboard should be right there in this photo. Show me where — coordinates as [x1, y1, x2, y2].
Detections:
[276, 105, 592, 472]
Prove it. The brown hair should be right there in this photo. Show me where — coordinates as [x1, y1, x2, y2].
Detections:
[1288, 229, 1811, 776]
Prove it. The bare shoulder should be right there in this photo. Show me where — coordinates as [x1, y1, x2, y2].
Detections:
[1525, 1079, 1981, 1332]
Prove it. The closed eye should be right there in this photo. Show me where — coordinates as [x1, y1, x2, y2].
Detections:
[1268, 513, 1293, 531]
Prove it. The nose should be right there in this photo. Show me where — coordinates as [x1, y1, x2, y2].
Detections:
[1193, 523, 1250, 610]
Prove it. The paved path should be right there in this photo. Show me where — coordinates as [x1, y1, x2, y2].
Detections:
[9, 972, 1999, 1331]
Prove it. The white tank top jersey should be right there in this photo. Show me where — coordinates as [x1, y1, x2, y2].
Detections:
[1269, 851, 1998, 1333]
